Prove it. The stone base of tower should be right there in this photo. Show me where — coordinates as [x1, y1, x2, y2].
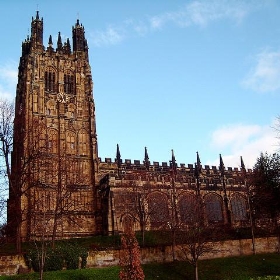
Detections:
[19, 213, 98, 242]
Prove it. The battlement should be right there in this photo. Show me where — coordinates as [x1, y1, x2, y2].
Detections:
[98, 157, 252, 173]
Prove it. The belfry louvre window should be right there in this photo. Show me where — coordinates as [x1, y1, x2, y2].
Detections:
[64, 74, 75, 94]
[45, 71, 56, 92]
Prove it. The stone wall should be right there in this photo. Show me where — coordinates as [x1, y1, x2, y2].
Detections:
[0, 237, 279, 276]
[86, 237, 279, 267]
[0, 255, 27, 276]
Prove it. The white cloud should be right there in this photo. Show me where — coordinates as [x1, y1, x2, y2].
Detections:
[149, 0, 260, 30]
[211, 124, 262, 150]
[91, 26, 125, 47]
[89, 0, 263, 47]
[207, 122, 278, 168]
[243, 50, 280, 93]
[150, 16, 165, 29]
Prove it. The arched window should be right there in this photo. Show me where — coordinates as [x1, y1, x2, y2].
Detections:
[204, 193, 223, 223]
[178, 193, 199, 224]
[231, 194, 248, 221]
[148, 192, 169, 229]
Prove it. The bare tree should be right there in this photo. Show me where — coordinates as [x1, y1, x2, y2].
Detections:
[177, 196, 217, 280]
[134, 181, 156, 246]
[0, 99, 14, 248]
[28, 152, 92, 246]
[0, 99, 14, 223]
[130, 178, 155, 246]
[26, 135, 93, 279]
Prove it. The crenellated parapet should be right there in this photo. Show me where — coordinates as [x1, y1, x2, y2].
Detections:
[98, 156, 252, 193]
[98, 157, 251, 176]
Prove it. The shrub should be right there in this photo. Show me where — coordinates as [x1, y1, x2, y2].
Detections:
[26, 245, 64, 272]
[60, 243, 88, 270]
[26, 242, 88, 272]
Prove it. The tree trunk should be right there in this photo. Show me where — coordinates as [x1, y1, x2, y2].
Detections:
[39, 249, 44, 280]
[51, 212, 58, 248]
[172, 228, 176, 261]
[139, 220, 145, 247]
[141, 226, 145, 247]
[194, 262, 199, 280]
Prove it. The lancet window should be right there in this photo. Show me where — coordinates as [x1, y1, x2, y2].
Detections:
[64, 71, 75, 94]
[45, 70, 56, 92]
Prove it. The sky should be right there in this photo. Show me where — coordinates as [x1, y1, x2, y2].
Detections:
[1, 0, 280, 169]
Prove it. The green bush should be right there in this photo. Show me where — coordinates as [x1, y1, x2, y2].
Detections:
[60, 243, 88, 270]
[26, 245, 64, 272]
[45, 247, 64, 271]
[26, 242, 88, 272]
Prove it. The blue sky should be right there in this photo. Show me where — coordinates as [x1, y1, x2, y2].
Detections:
[1, 0, 280, 169]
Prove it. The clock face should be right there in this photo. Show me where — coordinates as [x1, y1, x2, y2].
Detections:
[57, 92, 68, 103]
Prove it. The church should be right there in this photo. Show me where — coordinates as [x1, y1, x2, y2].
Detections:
[7, 12, 250, 241]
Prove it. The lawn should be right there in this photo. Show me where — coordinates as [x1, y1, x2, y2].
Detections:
[0, 253, 280, 280]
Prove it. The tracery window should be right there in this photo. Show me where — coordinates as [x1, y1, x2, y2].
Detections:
[231, 194, 248, 221]
[204, 193, 223, 223]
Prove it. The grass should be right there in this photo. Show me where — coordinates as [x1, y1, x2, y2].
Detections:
[1, 253, 280, 280]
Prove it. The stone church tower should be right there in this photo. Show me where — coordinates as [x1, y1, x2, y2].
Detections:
[8, 12, 99, 241]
